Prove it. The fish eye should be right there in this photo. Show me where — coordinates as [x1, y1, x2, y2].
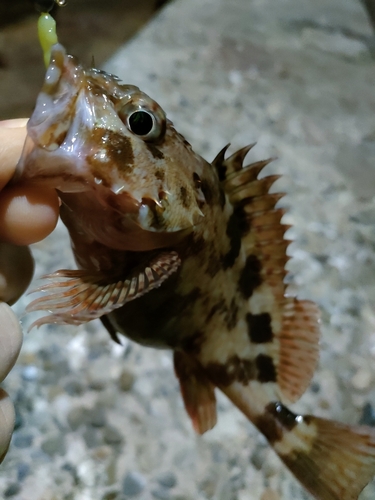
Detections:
[118, 97, 166, 143]
[128, 111, 154, 136]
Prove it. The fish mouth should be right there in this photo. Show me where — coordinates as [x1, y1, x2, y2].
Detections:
[27, 44, 84, 151]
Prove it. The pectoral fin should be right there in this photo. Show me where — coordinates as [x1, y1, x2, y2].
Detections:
[27, 251, 181, 330]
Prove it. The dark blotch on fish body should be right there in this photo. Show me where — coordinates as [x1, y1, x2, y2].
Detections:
[255, 403, 300, 445]
[222, 211, 242, 269]
[155, 169, 165, 181]
[256, 354, 277, 382]
[247, 312, 273, 343]
[206, 355, 256, 387]
[180, 186, 191, 208]
[238, 254, 262, 298]
[90, 128, 134, 173]
[182, 329, 205, 355]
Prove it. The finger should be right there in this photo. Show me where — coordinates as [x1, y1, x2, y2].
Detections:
[0, 120, 28, 191]
[0, 244, 34, 305]
[0, 303, 23, 382]
[0, 388, 15, 464]
[0, 184, 59, 245]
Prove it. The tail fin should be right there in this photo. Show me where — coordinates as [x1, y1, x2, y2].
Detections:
[257, 403, 375, 500]
[221, 384, 375, 499]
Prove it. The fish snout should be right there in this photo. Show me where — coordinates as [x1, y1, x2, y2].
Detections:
[26, 44, 83, 152]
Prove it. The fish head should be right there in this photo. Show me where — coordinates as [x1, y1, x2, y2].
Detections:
[15, 44, 208, 250]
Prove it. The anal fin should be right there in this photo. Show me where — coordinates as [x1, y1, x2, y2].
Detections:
[174, 351, 217, 434]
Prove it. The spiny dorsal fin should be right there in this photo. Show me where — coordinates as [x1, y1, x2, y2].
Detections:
[217, 145, 321, 403]
[26, 251, 181, 330]
[212, 144, 230, 181]
[212, 143, 257, 180]
[222, 143, 257, 174]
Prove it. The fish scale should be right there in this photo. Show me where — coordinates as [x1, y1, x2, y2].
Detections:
[11, 42, 375, 500]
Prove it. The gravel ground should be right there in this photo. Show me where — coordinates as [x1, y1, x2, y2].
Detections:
[2, 0, 375, 499]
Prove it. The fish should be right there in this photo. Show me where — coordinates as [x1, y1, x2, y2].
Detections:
[13, 43, 375, 499]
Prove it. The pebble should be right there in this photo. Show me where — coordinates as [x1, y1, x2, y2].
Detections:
[102, 492, 120, 500]
[151, 487, 171, 499]
[64, 379, 85, 396]
[4, 483, 20, 497]
[351, 367, 372, 390]
[119, 368, 135, 391]
[103, 425, 123, 445]
[89, 405, 107, 427]
[122, 471, 147, 497]
[67, 406, 90, 430]
[157, 471, 177, 489]
[62, 462, 79, 483]
[83, 426, 102, 449]
[21, 365, 39, 381]
[13, 409, 24, 430]
[13, 431, 34, 449]
[351, 207, 375, 226]
[41, 435, 66, 456]
[250, 446, 267, 470]
[230, 466, 244, 490]
[17, 462, 30, 482]
[87, 358, 113, 390]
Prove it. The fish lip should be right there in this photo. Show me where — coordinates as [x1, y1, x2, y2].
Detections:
[26, 44, 84, 147]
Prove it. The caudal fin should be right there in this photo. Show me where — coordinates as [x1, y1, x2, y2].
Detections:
[256, 402, 375, 500]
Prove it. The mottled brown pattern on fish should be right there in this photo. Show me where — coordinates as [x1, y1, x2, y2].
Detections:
[155, 169, 165, 181]
[206, 355, 256, 387]
[91, 128, 134, 173]
[18, 43, 375, 500]
[179, 186, 191, 208]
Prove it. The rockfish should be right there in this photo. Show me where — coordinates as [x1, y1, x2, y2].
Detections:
[13, 44, 375, 500]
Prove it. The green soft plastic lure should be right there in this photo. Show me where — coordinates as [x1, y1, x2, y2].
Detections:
[36, 0, 66, 67]
[38, 13, 58, 68]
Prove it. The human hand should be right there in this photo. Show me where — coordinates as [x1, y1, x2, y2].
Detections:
[0, 118, 60, 462]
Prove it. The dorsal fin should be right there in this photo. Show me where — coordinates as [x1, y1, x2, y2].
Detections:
[216, 145, 321, 403]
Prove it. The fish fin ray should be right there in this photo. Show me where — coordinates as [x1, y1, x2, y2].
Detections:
[278, 298, 321, 402]
[222, 387, 375, 500]
[27, 251, 181, 329]
[278, 416, 375, 500]
[174, 351, 217, 434]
